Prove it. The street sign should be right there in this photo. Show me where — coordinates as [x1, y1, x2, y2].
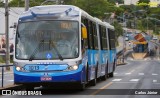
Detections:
[134, 33, 146, 42]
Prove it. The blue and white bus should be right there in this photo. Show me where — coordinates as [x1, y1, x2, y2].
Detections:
[13, 5, 116, 90]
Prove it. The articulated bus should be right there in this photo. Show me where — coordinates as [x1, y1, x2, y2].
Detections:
[13, 5, 116, 90]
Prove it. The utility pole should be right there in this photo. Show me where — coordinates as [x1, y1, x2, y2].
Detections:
[4, 0, 10, 70]
[122, 12, 125, 63]
[25, 0, 29, 11]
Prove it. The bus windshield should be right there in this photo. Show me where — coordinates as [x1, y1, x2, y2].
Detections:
[15, 20, 79, 60]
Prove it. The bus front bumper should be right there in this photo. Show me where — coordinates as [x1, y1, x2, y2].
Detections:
[14, 66, 85, 85]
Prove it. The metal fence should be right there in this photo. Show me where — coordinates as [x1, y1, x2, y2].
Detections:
[0, 64, 13, 88]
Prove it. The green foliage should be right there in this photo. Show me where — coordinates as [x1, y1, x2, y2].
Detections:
[108, 0, 124, 4]
[4, 0, 160, 37]
[9, 0, 45, 7]
[112, 21, 123, 38]
[136, 0, 150, 9]
[138, 0, 150, 4]
[9, 0, 24, 7]
[65, 0, 122, 19]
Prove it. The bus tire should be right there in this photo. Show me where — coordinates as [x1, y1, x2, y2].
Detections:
[113, 59, 116, 72]
[79, 83, 85, 91]
[90, 63, 98, 86]
[86, 63, 89, 83]
[109, 72, 114, 77]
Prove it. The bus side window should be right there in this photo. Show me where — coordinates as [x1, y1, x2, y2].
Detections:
[81, 17, 90, 49]
[81, 23, 88, 50]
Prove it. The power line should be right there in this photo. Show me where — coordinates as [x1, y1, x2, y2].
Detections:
[9, 8, 21, 15]
[9, 13, 18, 18]
[0, 9, 18, 18]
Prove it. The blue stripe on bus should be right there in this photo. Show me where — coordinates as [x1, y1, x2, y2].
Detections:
[14, 64, 86, 83]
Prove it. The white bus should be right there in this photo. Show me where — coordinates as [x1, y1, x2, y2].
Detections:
[13, 5, 116, 90]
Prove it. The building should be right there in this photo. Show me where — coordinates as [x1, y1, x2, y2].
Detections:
[149, 0, 160, 7]
[150, 0, 160, 4]
[124, 0, 160, 7]
[124, 0, 139, 5]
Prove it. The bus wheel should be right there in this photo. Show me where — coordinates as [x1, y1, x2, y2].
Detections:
[101, 74, 107, 81]
[109, 72, 114, 77]
[79, 83, 85, 91]
[90, 78, 96, 86]
[86, 63, 89, 83]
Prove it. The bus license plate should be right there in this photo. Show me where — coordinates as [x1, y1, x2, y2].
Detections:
[41, 77, 52, 81]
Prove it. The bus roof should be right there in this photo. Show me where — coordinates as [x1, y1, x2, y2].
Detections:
[94, 17, 106, 26]
[103, 22, 115, 30]
[19, 5, 82, 21]
[19, 5, 99, 23]
[18, 5, 114, 30]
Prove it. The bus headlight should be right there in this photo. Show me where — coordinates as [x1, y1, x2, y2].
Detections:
[16, 66, 21, 71]
[15, 66, 25, 71]
[73, 65, 78, 70]
[68, 64, 78, 70]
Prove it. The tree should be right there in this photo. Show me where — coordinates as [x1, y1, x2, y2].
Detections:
[137, 0, 150, 9]
[108, 0, 124, 4]
[66, 0, 123, 19]
[138, 0, 150, 4]
[112, 21, 123, 38]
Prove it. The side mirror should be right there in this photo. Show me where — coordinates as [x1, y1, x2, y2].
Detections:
[82, 27, 87, 39]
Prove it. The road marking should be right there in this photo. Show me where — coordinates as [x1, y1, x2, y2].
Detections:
[125, 73, 131, 75]
[130, 79, 139, 82]
[138, 73, 144, 75]
[127, 70, 135, 74]
[112, 79, 122, 82]
[152, 73, 158, 76]
[91, 82, 113, 95]
[113, 82, 137, 84]
[153, 80, 157, 83]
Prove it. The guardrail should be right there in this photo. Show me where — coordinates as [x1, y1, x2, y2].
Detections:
[117, 49, 124, 58]
[0, 64, 13, 88]
[116, 48, 127, 65]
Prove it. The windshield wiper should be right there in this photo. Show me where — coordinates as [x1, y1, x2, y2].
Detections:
[29, 40, 44, 61]
[29, 39, 63, 61]
[49, 40, 63, 61]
